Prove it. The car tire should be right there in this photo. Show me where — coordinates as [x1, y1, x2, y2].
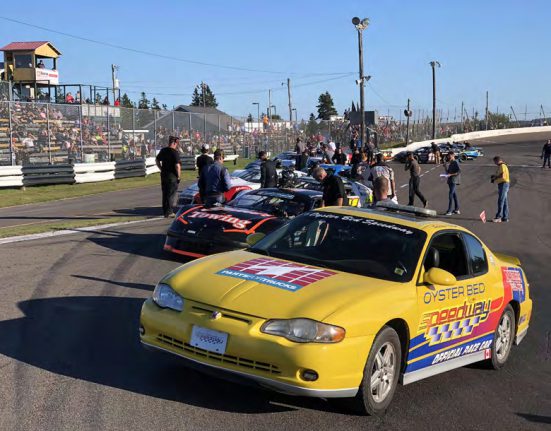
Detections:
[347, 326, 402, 416]
[488, 304, 515, 369]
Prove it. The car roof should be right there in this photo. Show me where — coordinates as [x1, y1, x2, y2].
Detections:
[251, 188, 322, 198]
[316, 206, 465, 233]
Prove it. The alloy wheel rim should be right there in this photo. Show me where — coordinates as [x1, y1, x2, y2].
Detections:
[495, 313, 512, 361]
[370, 342, 396, 403]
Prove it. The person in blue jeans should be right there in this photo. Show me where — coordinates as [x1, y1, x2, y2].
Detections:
[491, 156, 510, 222]
[444, 151, 461, 215]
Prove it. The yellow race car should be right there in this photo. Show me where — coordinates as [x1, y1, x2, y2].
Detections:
[139, 206, 532, 415]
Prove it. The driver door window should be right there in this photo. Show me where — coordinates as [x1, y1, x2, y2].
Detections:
[424, 233, 469, 279]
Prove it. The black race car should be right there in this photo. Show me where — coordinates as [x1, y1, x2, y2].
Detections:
[164, 188, 322, 258]
[394, 147, 430, 164]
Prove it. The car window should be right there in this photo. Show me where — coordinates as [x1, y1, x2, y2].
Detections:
[425, 233, 469, 278]
[463, 233, 488, 276]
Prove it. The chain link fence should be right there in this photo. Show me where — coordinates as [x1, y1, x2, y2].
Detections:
[0, 101, 298, 166]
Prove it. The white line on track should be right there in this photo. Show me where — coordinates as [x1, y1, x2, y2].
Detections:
[0, 217, 163, 245]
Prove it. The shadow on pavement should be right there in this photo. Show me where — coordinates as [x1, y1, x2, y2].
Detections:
[0, 296, 350, 415]
[113, 207, 163, 217]
[71, 274, 153, 292]
[516, 413, 551, 425]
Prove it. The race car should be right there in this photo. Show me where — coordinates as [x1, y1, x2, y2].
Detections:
[141, 205, 532, 415]
[178, 168, 306, 206]
[293, 176, 372, 207]
[165, 188, 322, 258]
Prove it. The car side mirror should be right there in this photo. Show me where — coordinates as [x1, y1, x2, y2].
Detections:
[246, 232, 265, 247]
[424, 267, 457, 286]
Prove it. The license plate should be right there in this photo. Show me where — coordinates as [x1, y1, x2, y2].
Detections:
[190, 325, 228, 354]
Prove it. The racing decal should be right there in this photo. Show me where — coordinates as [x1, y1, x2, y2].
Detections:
[501, 267, 526, 303]
[186, 210, 253, 229]
[418, 300, 491, 346]
[305, 212, 415, 235]
[423, 283, 485, 304]
[216, 257, 336, 292]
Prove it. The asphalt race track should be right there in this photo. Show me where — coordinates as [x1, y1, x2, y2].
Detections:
[0, 141, 550, 430]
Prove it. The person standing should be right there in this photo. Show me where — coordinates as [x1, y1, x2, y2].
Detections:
[443, 151, 461, 215]
[491, 156, 510, 222]
[198, 149, 232, 207]
[296, 150, 309, 171]
[155, 136, 181, 218]
[366, 140, 376, 164]
[331, 147, 347, 165]
[541, 139, 551, 168]
[405, 152, 428, 208]
[295, 137, 306, 154]
[196, 144, 213, 177]
[369, 153, 396, 202]
[259, 151, 278, 188]
[431, 141, 440, 164]
[313, 167, 348, 207]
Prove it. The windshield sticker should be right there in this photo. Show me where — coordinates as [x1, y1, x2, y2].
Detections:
[306, 212, 415, 235]
[217, 257, 336, 292]
[501, 267, 526, 303]
[256, 190, 295, 199]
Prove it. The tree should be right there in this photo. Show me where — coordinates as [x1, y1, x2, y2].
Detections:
[191, 82, 218, 108]
[271, 114, 282, 121]
[161, 104, 168, 110]
[246, 113, 253, 122]
[306, 113, 319, 136]
[151, 97, 161, 110]
[316, 91, 338, 120]
[138, 92, 150, 109]
[120, 93, 134, 108]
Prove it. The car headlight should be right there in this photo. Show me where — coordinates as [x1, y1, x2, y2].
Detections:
[261, 318, 345, 343]
[152, 283, 184, 312]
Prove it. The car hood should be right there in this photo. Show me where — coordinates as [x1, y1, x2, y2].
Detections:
[163, 250, 396, 321]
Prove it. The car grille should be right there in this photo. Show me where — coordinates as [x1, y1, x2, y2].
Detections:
[156, 333, 281, 375]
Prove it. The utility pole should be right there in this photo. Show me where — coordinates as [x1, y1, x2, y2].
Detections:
[201, 82, 206, 141]
[352, 17, 369, 147]
[111, 64, 119, 103]
[268, 89, 272, 123]
[510, 106, 520, 127]
[287, 78, 293, 125]
[429, 61, 441, 139]
[485, 90, 489, 130]
[524, 104, 527, 122]
[404, 98, 411, 146]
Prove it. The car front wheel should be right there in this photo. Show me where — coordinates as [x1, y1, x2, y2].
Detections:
[349, 326, 401, 416]
[488, 304, 515, 369]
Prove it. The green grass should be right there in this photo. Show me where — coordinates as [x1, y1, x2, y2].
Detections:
[0, 216, 153, 238]
[0, 158, 252, 209]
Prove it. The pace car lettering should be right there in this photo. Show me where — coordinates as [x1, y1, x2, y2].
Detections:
[423, 283, 485, 304]
[306, 212, 414, 234]
[187, 211, 252, 229]
[419, 300, 491, 345]
[432, 340, 492, 365]
[502, 267, 526, 303]
[217, 258, 336, 292]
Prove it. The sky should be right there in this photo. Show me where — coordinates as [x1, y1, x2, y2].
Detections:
[1, 0, 550, 121]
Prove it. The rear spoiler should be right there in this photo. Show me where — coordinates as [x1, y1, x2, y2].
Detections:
[494, 252, 521, 266]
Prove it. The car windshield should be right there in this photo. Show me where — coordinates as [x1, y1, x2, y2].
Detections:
[235, 169, 261, 182]
[229, 190, 308, 217]
[250, 212, 427, 282]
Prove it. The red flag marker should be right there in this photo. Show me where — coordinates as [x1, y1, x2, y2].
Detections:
[480, 210, 486, 223]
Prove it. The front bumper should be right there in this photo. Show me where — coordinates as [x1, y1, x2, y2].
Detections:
[140, 298, 372, 398]
[164, 230, 246, 258]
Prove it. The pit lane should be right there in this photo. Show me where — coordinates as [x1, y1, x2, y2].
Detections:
[0, 141, 549, 430]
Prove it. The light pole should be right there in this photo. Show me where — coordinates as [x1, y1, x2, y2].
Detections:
[429, 61, 441, 139]
[404, 99, 412, 146]
[270, 105, 277, 118]
[252, 102, 260, 132]
[352, 17, 369, 147]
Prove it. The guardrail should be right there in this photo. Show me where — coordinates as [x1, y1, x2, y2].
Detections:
[22, 164, 75, 187]
[114, 159, 147, 179]
[0, 166, 23, 187]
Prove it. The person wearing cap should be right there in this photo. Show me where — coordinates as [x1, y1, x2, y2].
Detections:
[491, 156, 510, 222]
[155, 136, 181, 218]
[198, 149, 232, 207]
[196, 144, 213, 177]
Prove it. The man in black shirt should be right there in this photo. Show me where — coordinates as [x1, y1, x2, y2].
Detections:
[331, 147, 347, 165]
[259, 151, 278, 188]
[405, 152, 428, 207]
[155, 136, 181, 218]
[313, 167, 348, 207]
[541, 139, 551, 168]
[196, 144, 213, 177]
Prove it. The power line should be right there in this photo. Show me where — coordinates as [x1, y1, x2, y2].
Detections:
[0, 15, 354, 76]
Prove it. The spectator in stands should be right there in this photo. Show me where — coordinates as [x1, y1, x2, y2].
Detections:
[102, 96, 109, 105]
[155, 136, 181, 218]
[22, 132, 35, 149]
[259, 150, 278, 188]
[313, 167, 348, 207]
[65, 93, 75, 104]
[369, 153, 396, 202]
[331, 147, 347, 165]
[114, 98, 120, 107]
[196, 144, 213, 177]
[541, 139, 551, 168]
[37, 60, 45, 69]
[75, 91, 81, 103]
